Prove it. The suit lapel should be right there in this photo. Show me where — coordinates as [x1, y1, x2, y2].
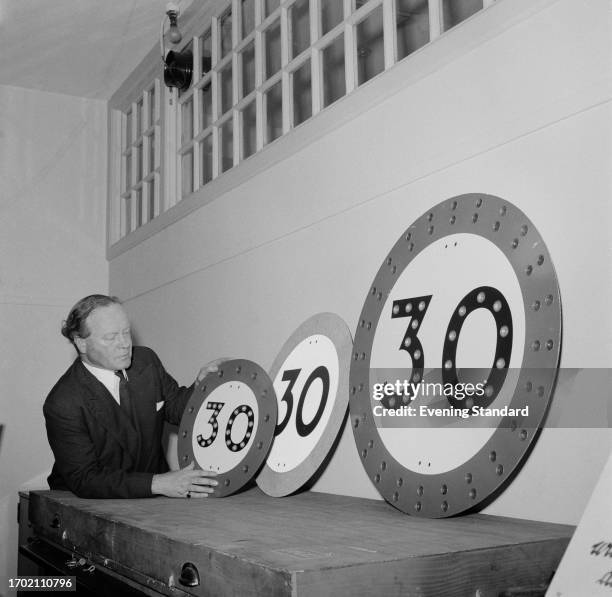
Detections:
[76, 361, 139, 461]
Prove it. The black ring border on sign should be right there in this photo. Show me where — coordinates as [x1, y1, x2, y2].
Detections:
[349, 193, 562, 518]
[257, 312, 353, 497]
[177, 359, 278, 498]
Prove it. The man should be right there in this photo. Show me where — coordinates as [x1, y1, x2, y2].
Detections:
[44, 294, 219, 499]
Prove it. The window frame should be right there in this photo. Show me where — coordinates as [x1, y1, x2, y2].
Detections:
[108, 0, 507, 257]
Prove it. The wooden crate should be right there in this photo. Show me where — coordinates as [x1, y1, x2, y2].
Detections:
[24, 488, 572, 597]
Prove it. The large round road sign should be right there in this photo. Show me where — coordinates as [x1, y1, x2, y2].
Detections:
[257, 313, 353, 497]
[178, 359, 277, 497]
[350, 194, 562, 517]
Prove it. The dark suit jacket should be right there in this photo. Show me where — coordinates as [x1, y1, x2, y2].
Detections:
[44, 346, 193, 498]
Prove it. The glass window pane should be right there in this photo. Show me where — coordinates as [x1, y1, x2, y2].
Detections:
[321, 0, 344, 36]
[241, 42, 256, 98]
[200, 84, 213, 130]
[136, 188, 143, 228]
[126, 110, 132, 146]
[265, 81, 283, 144]
[125, 152, 132, 190]
[200, 136, 213, 186]
[136, 143, 143, 181]
[181, 149, 193, 197]
[181, 97, 193, 144]
[289, 0, 310, 59]
[356, 6, 384, 86]
[220, 119, 234, 173]
[241, 0, 255, 38]
[353, 0, 367, 13]
[322, 36, 345, 107]
[124, 196, 132, 234]
[442, 0, 483, 31]
[242, 102, 257, 159]
[148, 178, 156, 220]
[148, 133, 156, 174]
[397, 0, 429, 60]
[265, 0, 280, 18]
[136, 100, 143, 137]
[220, 10, 233, 58]
[148, 87, 156, 126]
[265, 20, 281, 79]
[292, 60, 311, 127]
[201, 31, 212, 76]
[121, 160, 127, 193]
[220, 63, 233, 115]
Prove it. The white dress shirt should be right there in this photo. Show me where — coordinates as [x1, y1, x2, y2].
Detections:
[82, 361, 127, 405]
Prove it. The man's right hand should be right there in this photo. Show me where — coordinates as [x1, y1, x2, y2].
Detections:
[151, 462, 218, 498]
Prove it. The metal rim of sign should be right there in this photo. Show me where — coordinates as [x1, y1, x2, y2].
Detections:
[256, 312, 353, 497]
[349, 194, 562, 517]
[178, 359, 278, 498]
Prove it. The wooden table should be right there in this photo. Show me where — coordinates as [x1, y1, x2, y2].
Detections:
[19, 488, 573, 596]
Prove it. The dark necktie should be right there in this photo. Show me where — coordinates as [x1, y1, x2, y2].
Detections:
[115, 371, 132, 417]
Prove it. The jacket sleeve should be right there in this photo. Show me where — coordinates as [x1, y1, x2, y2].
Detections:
[44, 396, 154, 499]
[148, 348, 195, 426]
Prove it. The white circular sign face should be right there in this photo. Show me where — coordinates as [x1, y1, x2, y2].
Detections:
[268, 334, 339, 473]
[350, 194, 562, 517]
[370, 233, 525, 475]
[257, 313, 353, 497]
[191, 381, 259, 474]
[178, 359, 277, 498]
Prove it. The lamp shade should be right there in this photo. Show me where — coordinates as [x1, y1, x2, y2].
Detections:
[164, 50, 193, 91]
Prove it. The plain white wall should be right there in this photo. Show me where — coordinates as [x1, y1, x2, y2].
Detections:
[0, 85, 108, 589]
[110, 0, 611, 526]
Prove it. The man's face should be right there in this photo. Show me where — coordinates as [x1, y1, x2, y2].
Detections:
[75, 304, 133, 371]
